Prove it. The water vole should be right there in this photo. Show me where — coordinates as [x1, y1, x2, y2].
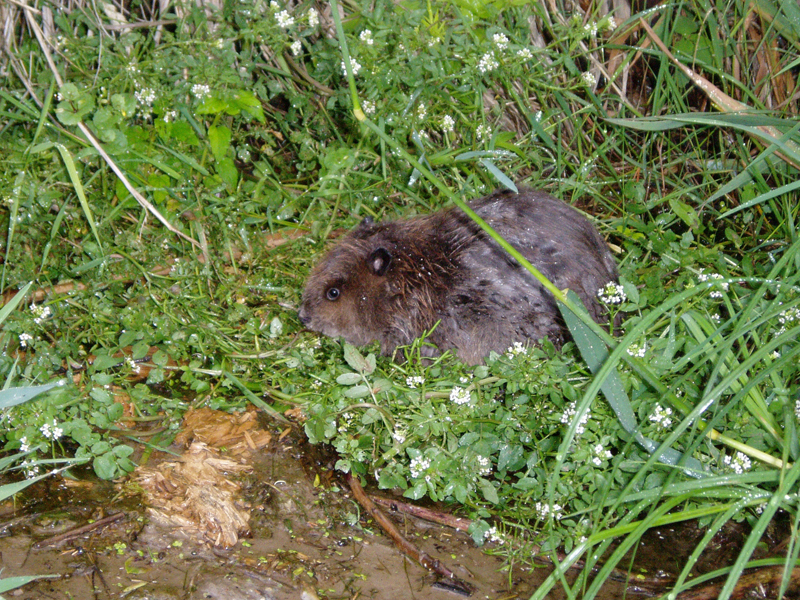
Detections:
[298, 188, 618, 364]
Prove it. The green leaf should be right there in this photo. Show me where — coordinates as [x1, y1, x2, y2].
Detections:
[336, 373, 362, 385]
[344, 385, 371, 399]
[343, 344, 374, 374]
[208, 125, 231, 163]
[0, 575, 59, 594]
[93, 452, 118, 480]
[669, 198, 700, 230]
[0, 381, 65, 410]
[478, 478, 499, 504]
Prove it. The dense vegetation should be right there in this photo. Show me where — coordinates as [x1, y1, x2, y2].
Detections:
[1, 0, 799, 597]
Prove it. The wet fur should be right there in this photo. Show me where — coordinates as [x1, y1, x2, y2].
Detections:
[298, 188, 618, 364]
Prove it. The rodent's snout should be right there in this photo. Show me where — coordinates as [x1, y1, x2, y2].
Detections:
[297, 305, 311, 326]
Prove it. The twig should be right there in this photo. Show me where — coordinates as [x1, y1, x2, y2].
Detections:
[345, 474, 476, 596]
[33, 512, 126, 549]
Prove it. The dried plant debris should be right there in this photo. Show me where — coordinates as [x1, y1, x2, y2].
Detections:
[134, 442, 252, 547]
[175, 407, 272, 456]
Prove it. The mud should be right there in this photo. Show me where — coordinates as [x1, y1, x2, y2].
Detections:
[0, 430, 554, 600]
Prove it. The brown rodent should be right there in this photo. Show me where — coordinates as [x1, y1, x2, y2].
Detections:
[298, 188, 618, 365]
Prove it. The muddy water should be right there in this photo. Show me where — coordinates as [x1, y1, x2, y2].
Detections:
[0, 430, 563, 600]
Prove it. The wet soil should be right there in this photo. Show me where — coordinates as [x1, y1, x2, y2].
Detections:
[0, 428, 559, 600]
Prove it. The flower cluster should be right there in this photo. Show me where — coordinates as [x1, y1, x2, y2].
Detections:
[484, 526, 505, 544]
[649, 404, 673, 429]
[560, 401, 590, 435]
[441, 114, 455, 133]
[627, 342, 646, 358]
[191, 83, 211, 100]
[19, 333, 33, 348]
[723, 451, 752, 474]
[698, 270, 729, 299]
[535, 501, 564, 520]
[591, 443, 612, 466]
[597, 282, 626, 304]
[359, 30, 374, 46]
[409, 455, 431, 478]
[31, 303, 52, 325]
[506, 341, 527, 359]
[341, 57, 362, 76]
[406, 375, 424, 388]
[41, 420, 64, 440]
[450, 386, 471, 405]
[478, 51, 499, 73]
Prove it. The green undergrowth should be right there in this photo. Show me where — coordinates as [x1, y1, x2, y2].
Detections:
[1, 0, 799, 597]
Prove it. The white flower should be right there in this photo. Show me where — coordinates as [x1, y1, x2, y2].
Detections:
[406, 375, 424, 388]
[191, 83, 211, 99]
[597, 282, 626, 304]
[506, 341, 527, 358]
[341, 57, 362, 76]
[41, 420, 63, 441]
[19, 333, 33, 348]
[560, 401, 590, 435]
[362, 99, 376, 115]
[410, 456, 431, 478]
[477, 455, 492, 476]
[492, 33, 509, 50]
[591, 443, 612, 466]
[290, 40, 302, 56]
[649, 404, 673, 429]
[581, 71, 597, 87]
[516, 47, 533, 60]
[795, 399, 800, 420]
[606, 17, 617, 30]
[306, 7, 319, 27]
[31, 303, 52, 325]
[535, 501, 563, 520]
[19, 436, 30, 453]
[627, 342, 646, 358]
[450, 386, 471, 405]
[416, 103, 427, 121]
[441, 115, 455, 133]
[162, 110, 178, 123]
[392, 426, 407, 444]
[134, 88, 156, 106]
[359, 29, 374, 45]
[698, 270, 729, 293]
[476, 123, 491, 142]
[275, 10, 294, 28]
[723, 452, 752, 474]
[484, 526, 505, 544]
[478, 51, 499, 73]
[583, 22, 599, 37]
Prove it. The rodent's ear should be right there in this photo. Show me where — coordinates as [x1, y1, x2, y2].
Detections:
[367, 247, 392, 276]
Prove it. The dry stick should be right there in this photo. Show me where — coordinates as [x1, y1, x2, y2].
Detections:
[639, 17, 800, 171]
[33, 512, 126, 549]
[21, 3, 205, 258]
[344, 474, 476, 596]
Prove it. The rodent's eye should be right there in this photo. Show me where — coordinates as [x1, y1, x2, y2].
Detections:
[326, 287, 340, 301]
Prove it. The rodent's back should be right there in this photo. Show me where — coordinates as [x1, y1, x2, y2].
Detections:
[298, 188, 618, 364]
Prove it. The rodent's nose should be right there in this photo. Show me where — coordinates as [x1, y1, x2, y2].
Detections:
[297, 306, 310, 326]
